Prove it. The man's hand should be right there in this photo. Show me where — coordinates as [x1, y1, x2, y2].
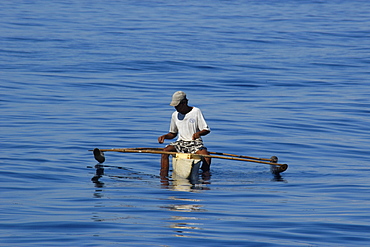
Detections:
[192, 129, 210, 140]
[158, 135, 166, 144]
[192, 132, 201, 140]
[158, 132, 177, 144]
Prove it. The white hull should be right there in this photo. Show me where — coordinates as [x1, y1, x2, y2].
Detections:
[172, 153, 202, 180]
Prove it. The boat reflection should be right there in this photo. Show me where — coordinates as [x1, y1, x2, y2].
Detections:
[164, 196, 206, 211]
[158, 162, 211, 237]
[160, 171, 210, 192]
[161, 196, 206, 238]
[91, 164, 105, 187]
[89, 163, 208, 237]
[169, 216, 204, 237]
[272, 173, 287, 182]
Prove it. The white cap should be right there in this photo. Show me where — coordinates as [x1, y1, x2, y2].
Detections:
[170, 91, 187, 106]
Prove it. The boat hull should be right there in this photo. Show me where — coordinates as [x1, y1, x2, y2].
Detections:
[172, 153, 202, 180]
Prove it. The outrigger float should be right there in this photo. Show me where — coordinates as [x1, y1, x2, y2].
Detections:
[91, 147, 288, 179]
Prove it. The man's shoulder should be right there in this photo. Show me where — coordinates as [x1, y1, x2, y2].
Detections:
[191, 107, 202, 114]
[191, 106, 201, 111]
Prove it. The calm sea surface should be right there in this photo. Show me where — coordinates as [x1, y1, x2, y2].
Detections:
[1, 0, 370, 246]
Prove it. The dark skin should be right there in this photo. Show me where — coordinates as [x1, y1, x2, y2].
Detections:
[158, 99, 211, 178]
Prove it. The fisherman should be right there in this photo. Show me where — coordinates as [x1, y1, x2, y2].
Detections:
[158, 91, 211, 178]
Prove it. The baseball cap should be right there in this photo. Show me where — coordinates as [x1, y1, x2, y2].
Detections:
[170, 91, 187, 106]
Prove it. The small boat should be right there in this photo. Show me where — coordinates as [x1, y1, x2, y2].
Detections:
[91, 147, 288, 178]
[172, 152, 202, 180]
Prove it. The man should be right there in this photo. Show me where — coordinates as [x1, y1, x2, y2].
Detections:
[158, 91, 211, 178]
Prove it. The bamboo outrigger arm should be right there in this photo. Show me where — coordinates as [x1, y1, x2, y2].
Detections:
[91, 148, 288, 174]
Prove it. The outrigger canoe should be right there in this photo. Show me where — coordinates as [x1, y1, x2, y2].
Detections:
[172, 152, 202, 181]
[91, 147, 288, 179]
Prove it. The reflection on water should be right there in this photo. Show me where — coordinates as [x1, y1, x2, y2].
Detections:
[91, 164, 105, 185]
[164, 197, 206, 238]
[272, 173, 288, 183]
[162, 203, 205, 213]
[90, 164, 209, 238]
[169, 172, 210, 192]
[90, 163, 159, 183]
[170, 216, 204, 237]
[90, 162, 285, 189]
[160, 175, 211, 192]
[88, 162, 288, 240]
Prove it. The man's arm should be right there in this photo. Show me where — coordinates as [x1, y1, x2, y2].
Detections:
[158, 132, 177, 144]
[192, 129, 210, 140]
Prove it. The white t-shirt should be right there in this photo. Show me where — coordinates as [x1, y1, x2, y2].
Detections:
[169, 107, 210, 141]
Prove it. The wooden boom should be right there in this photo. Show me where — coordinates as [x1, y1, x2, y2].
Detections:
[92, 148, 288, 173]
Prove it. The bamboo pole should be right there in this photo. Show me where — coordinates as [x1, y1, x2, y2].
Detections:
[120, 147, 273, 161]
[208, 151, 272, 161]
[96, 148, 288, 168]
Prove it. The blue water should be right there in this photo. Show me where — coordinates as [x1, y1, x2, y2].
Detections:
[1, 0, 370, 246]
